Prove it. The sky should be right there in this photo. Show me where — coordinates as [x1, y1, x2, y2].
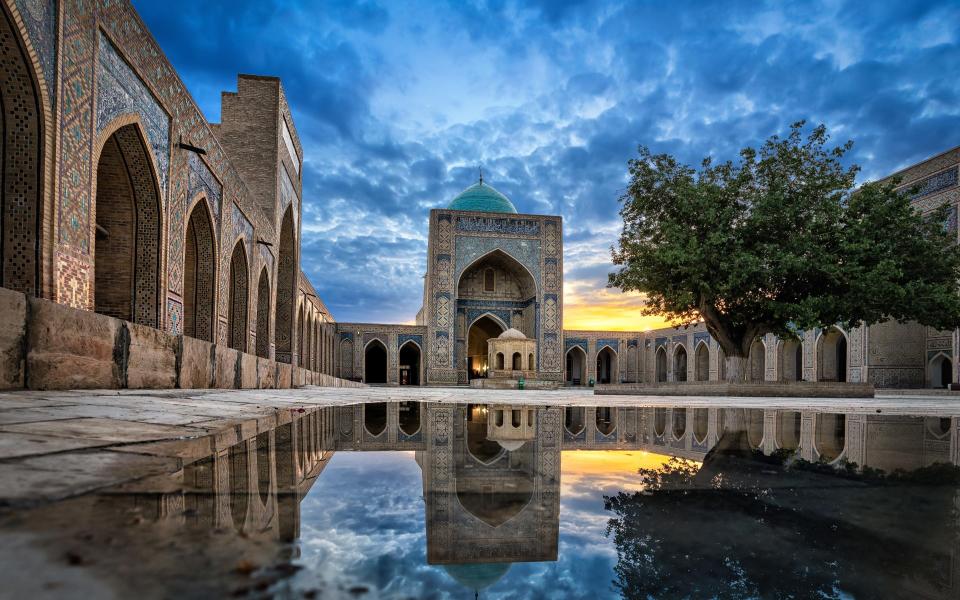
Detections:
[292, 449, 674, 598]
[134, 0, 960, 330]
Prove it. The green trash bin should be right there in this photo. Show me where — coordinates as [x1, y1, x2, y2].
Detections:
[518, 377, 525, 390]
[589, 377, 595, 387]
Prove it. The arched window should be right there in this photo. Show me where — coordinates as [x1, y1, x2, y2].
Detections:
[512, 352, 522, 370]
[496, 353, 505, 370]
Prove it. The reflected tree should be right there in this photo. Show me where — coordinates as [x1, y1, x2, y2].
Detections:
[604, 432, 960, 599]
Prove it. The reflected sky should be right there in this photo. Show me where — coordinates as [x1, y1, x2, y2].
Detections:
[293, 450, 674, 598]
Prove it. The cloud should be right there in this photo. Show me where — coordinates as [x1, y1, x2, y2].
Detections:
[136, 0, 960, 327]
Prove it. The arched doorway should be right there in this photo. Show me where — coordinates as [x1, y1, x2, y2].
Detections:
[747, 409, 764, 449]
[654, 408, 667, 437]
[928, 353, 953, 389]
[466, 404, 502, 463]
[457, 250, 537, 378]
[749, 339, 765, 382]
[564, 407, 585, 435]
[183, 200, 215, 341]
[399, 401, 421, 435]
[364, 339, 387, 384]
[227, 241, 249, 351]
[255, 431, 271, 506]
[255, 268, 270, 358]
[296, 304, 305, 366]
[274, 207, 296, 363]
[655, 346, 667, 382]
[466, 315, 505, 379]
[816, 413, 845, 462]
[596, 346, 617, 384]
[399, 340, 421, 385]
[364, 402, 387, 436]
[693, 408, 708, 444]
[817, 327, 847, 382]
[512, 352, 522, 370]
[779, 339, 802, 382]
[1, 6, 44, 296]
[673, 345, 688, 382]
[565, 346, 586, 385]
[228, 441, 249, 532]
[672, 408, 686, 440]
[93, 123, 161, 327]
[777, 411, 801, 451]
[596, 407, 615, 436]
[695, 341, 709, 381]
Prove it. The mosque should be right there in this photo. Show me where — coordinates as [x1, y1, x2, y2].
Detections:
[335, 146, 960, 390]
[0, 0, 957, 392]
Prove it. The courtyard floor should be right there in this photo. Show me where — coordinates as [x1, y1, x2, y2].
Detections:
[0, 385, 958, 507]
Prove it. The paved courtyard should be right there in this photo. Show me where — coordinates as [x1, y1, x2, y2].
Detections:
[0, 385, 958, 507]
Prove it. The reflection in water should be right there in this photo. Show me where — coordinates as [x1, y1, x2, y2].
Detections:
[2, 403, 959, 599]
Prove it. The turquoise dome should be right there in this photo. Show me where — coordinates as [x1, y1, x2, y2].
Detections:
[448, 181, 517, 214]
[442, 563, 512, 590]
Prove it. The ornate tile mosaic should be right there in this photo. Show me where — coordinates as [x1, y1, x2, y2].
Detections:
[904, 166, 958, 200]
[597, 338, 619, 353]
[96, 32, 170, 201]
[57, 0, 95, 250]
[454, 236, 541, 291]
[14, 0, 57, 91]
[455, 216, 540, 236]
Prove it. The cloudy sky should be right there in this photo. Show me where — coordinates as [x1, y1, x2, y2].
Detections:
[293, 449, 672, 597]
[135, 0, 960, 329]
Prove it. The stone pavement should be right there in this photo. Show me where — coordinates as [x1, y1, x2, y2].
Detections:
[0, 385, 958, 507]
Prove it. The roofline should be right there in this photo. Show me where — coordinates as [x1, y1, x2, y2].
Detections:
[876, 144, 960, 183]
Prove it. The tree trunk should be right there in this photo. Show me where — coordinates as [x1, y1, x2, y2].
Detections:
[724, 354, 749, 383]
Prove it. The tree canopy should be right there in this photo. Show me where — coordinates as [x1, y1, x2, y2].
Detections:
[610, 122, 960, 380]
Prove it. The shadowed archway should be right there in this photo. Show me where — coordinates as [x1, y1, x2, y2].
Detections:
[183, 199, 215, 340]
[93, 123, 161, 327]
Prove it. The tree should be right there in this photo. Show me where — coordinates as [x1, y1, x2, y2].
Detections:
[610, 122, 960, 381]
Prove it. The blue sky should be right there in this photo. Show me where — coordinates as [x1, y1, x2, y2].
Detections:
[135, 0, 960, 326]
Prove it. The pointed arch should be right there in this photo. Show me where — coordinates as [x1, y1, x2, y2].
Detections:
[363, 338, 388, 384]
[274, 206, 296, 363]
[92, 120, 162, 327]
[399, 339, 422, 385]
[565, 344, 587, 385]
[255, 268, 271, 358]
[183, 196, 216, 341]
[596, 345, 617, 384]
[0, 4, 46, 296]
[456, 248, 539, 298]
[694, 340, 710, 381]
[928, 352, 953, 389]
[227, 239, 249, 351]
[655, 346, 667, 382]
[673, 344, 688, 382]
[340, 337, 354, 379]
[779, 338, 803, 382]
[816, 326, 848, 382]
[467, 314, 506, 379]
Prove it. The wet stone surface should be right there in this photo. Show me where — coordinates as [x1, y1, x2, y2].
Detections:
[0, 391, 959, 598]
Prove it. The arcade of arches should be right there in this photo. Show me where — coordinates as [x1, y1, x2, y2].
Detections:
[2, 0, 959, 392]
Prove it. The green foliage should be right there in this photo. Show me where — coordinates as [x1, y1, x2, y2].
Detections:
[610, 122, 960, 358]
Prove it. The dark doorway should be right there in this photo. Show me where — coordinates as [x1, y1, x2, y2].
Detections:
[364, 340, 387, 384]
[399, 341, 421, 385]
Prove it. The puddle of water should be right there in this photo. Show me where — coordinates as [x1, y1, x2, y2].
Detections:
[1, 402, 958, 599]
